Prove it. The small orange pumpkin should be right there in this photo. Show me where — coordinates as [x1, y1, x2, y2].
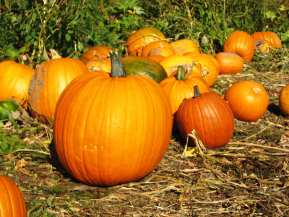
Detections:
[170, 39, 200, 55]
[0, 175, 27, 217]
[254, 40, 273, 54]
[148, 45, 176, 57]
[0, 61, 35, 109]
[141, 41, 172, 57]
[214, 52, 243, 74]
[79, 46, 114, 65]
[223, 31, 255, 62]
[251, 31, 282, 49]
[147, 55, 165, 63]
[279, 85, 289, 116]
[86, 55, 111, 73]
[224, 81, 269, 122]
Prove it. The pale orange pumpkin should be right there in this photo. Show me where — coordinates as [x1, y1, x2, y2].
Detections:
[148, 45, 176, 57]
[79, 46, 114, 65]
[251, 31, 282, 49]
[223, 31, 255, 62]
[214, 52, 243, 74]
[170, 39, 200, 55]
[147, 55, 165, 63]
[126, 27, 166, 56]
[224, 81, 269, 122]
[86, 55, 111, 73]
[141, 41, 172, 57]
[279, 85, 289, 116]
[28, 49, 89, 123]
[0, 60, 35, 109]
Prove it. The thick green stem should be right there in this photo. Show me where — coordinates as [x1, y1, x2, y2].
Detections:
[176, 65, 187, 81]
[193, 85, 201, 98]
[110, 51, 127, 78]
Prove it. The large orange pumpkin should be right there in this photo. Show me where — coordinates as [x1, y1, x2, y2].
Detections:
[176, 85, 234, 149]
[214, 52, 243, 74]
[223, 31, 255, 62]
[53, 51, 173, 186]
[0, 175, 27, 217]
[0, 61, 35, 109]
[224, 81, 269, 122]
[251, 31, 282, 49]
[170, 39, 200, 55]
[160, 65, 211, 118]
[28, 50, 89, 123]
[126, 27, 166, 56]
[279, 85, 289, 116]
[79, 46, 114, 65]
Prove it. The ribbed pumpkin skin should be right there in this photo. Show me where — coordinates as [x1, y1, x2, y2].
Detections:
[147, 55, 165, 63]
[148, 46, 176, 57]
[170, 39, 200, 55]
[279, 85, 289, 116]
[214, 52, 243, 74]
[141, 41, 172, 57]
[224, 81, 269, 122]
[223, 31, 255, 62]
[53, 71, 173, 186]
[159, 55, 202, 77]
[126, 27, 166, 56]
[160, 75, 211, 116]
[86, 57, 111, 73]
[79, 46, 114, 65]
[0, 61, 35, 108]
[0, 175, 27, 217]
[176, 91, 234, 149]
[251, 31, 282, 49]
[28, 58, 89, 123]
[122, 56, 167, 83]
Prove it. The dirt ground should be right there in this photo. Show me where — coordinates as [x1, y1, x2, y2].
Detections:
[1, 50, 289, 216]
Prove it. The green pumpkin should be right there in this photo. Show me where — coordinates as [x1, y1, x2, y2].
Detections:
[0, 99, 19, 121]
[122, 56, 167, 83]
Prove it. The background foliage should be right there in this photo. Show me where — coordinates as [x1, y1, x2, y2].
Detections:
[0, 0, 289, 65]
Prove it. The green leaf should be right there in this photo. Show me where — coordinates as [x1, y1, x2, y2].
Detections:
[266, 11, 276, 21]
[133, 6, 145, 15]
[0, 103, 17, 128]
[65, 34, 71, 42]
[19, 46, 27, 53]
[77, 41, 83, 51]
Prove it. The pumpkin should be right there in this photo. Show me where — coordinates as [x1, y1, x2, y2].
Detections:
[214, 52, 243, 74]
[0, 175, 27, 217]
[224, 81, 269, 122]
[122, 56, 168, 83]
[170, 39, 200, 55]
[126, 27, 166, 56]
[223, 31, 255, 62]
[147, 55, 165, 63]
[176, 85, 234, 149]
[53, 51, 173, 186]
[0, 61, 35, 109]
[148, 45, 176, 57]
[159, 55, 202, 77]
[0, 99, 19, 121]
[86, 55, 111, 73]
[254, 40, 272, 55]
[251, 31, 282, 49]
[79, 46, 114, 65]
[160, 65, 211, 118]
[279, 85, 289, 116]
[141, 41, 172, 57]
[28, 49, 89, 123]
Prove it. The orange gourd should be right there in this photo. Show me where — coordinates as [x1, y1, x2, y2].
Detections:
[170, 39, 200, 55]
[28, 49, 89, 123]
[223, 31, 255, 62]
[141, 41, 172, 57]
[176, 85, 234, 149]
[0, 61, 35, 109]
[160, 65, 211, 118]
[224, 81, 269, 122]
[53, 51, 173, 186]
[0, 175, 27, 217]
[126, 27, 166, 56]
[251, 31, 282, 49]
[214, 52, 243, 74]
[79, 46, 114, 65]
[279, 85, 289, 116]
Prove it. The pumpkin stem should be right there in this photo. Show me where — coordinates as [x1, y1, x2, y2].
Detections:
[49, 49, 62, 59]
[176, 66, 187, 81]
[193, 85, 201, 98]
[110, 51, 126, 78]
[253, 87, 260, 94]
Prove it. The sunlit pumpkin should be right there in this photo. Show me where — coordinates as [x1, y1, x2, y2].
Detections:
[28, 49, 89, 123]
[0, 61, 35, 109]
[170, 39, 200, 55]
[86, 55, 111, 73]
[141, 41, 172, 57]
[147, 55, 165, 63]
[279, 85, 289, 116]
[254, 40, 273, 55]
[53, 51, 173, 186]
[176, 85, 234, 149]
[223, 31, 255, 62]
[0, 175, 27, 217]
[79, 46, 114, 65]
[214, 52, 243, 74]
[224, 81, 269, 122]
[251, 31, 282, 49]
